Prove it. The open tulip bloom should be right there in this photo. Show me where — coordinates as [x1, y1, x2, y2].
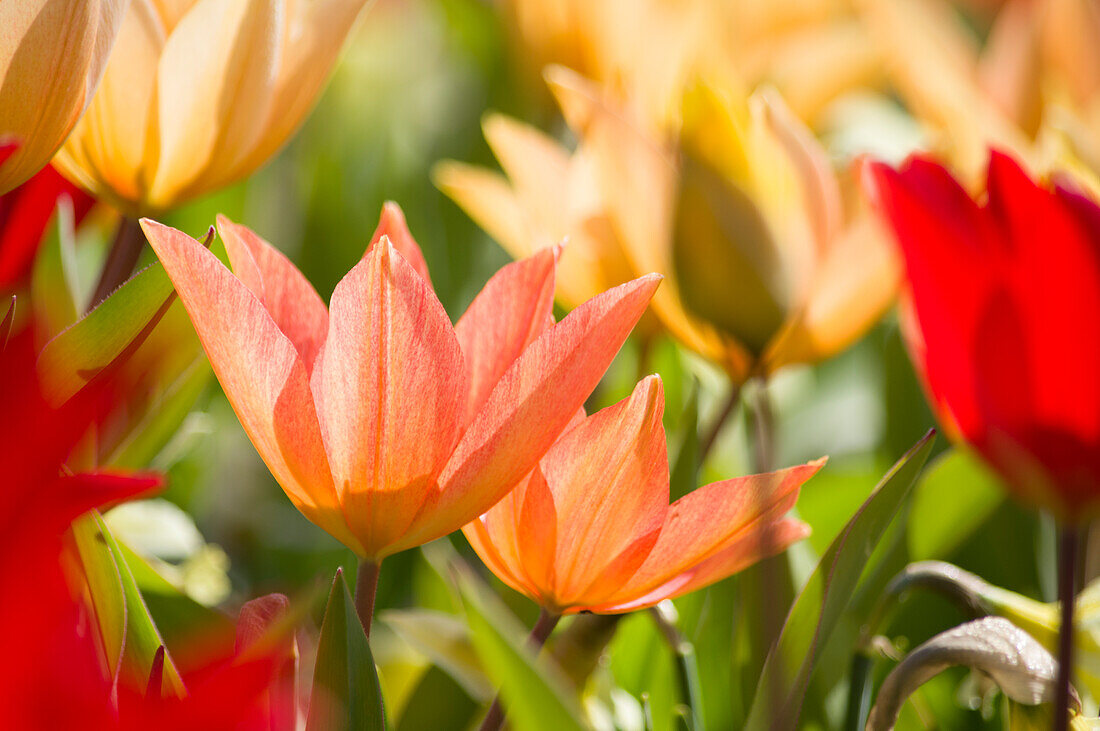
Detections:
[141, 203, 660, 629]
[465, 374, 823, 616]
[864, 149, 1100, 731]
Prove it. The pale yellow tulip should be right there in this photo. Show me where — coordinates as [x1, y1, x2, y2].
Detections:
[440, 69, 898, 382]
[53, 0, 370, 214]
[0, 0, 125, 193]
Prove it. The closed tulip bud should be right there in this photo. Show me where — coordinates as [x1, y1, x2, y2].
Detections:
[0, 1, 125, 194]
[53, 0, 371, 214]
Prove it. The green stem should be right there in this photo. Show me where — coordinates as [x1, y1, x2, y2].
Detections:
[697, 380, 743, 469]
[649, 607, 705, 730]
[90, 216, 146, 310]
[1054, 523, 1080, 731]
[479, 608, 561, 731]
[354, 559, 381, 639]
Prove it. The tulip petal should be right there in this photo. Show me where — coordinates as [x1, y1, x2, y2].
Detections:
[609, 459, 824, 602]
[454, 246, 557, 423]
[317, 238, 466, 558]
[0, 0, 125, 192]
[53, 0, 165, 207]
[235, 0, 367, 179]
[217, 215, 328, 373]
[150, 0, 282, 207]
[393, 272, 662, 553]
[433, 160, 532, 260]
[367, 202, 431, 285]
[537, 376, 669, 604]
[592, 518, 810, 613]
[140, 219, 358, 553]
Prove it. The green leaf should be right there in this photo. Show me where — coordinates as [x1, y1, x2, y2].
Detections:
[30, 197, 79, 338]
[908, 447, 1004, 560]
[455, 568, 587, 731]
[306, 569, 385, 731]
[71, 511, 186, 696]
[396, 666, 479, 731]
[380, 609, 491, 701]
[743, 431, 936, 731]
[105, 355, 211, 468]
[37, 227, 212, 404]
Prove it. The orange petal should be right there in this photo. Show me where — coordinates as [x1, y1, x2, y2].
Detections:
[367, 201, 431, 285]
[607, 459, 825, 603]
[140, 219, 358, 553]
[591, 518, 811, 613]
[217, 215, 329, 373]
[316, 237, 466, 558]
[393, 272, 662, 553]
[537, 375, 669, 606]
[454, 246, 557, 423]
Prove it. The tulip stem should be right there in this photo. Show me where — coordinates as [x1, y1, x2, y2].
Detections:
[750, 379, 775, 473]
[90, 216, 146, 310]
[354, 559, 381, 639]
[697, 381, 743, 469]
[1054, 523, 1080, 731]
[479, 608, 561, 731]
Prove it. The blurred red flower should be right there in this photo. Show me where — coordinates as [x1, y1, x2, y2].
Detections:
[0, 319, 294, 729]
[864, 150, 1100, 518]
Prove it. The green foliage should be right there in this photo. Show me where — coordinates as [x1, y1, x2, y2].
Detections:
[744, 431, 936, 731]
[306, 569, 386, 731]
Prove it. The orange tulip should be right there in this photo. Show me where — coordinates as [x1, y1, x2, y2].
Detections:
[0, 0, 125, 193]
[141, 204, 660, 560]
[464, 375, 822, 614]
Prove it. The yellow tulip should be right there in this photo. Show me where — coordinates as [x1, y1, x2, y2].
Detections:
[53, 0, 370, 214]
[0, 0, 125, 194]
[442, 68, 897, 382]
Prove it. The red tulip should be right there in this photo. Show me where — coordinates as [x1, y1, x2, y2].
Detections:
[141, 204, 660, 560]
[864, 150, 1100, 517]
[465, 375, 822, 614]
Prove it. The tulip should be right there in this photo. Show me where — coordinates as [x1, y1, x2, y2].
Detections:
[53, 0, 371, 214]
[0, 1, 124, 194]
[464, 374, 822, 615]
[140, 204, 660, 566]
[864, 149, 1100, 731]
[864, 151, 1100, 518]
[455, 69, 896, 383]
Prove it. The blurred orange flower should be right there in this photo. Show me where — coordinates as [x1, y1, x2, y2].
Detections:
[53, 0, 371, 214]
[443, 71, 897, 382]
[141, 204, 660, 560]
[464, 375, 822, 614]
[0, 0, 124, 193]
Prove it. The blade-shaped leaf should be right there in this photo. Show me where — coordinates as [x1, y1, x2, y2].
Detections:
[37, 228, 212, 404]
[71, 511, 186, 697]
[306, 569, 385, 731]
[381, 609, 492, 701]
[456, 567, 587, 731]
[396, 666, 479, 731]
[908, 447, 1003, 560]
[743, 431, 936, 731]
